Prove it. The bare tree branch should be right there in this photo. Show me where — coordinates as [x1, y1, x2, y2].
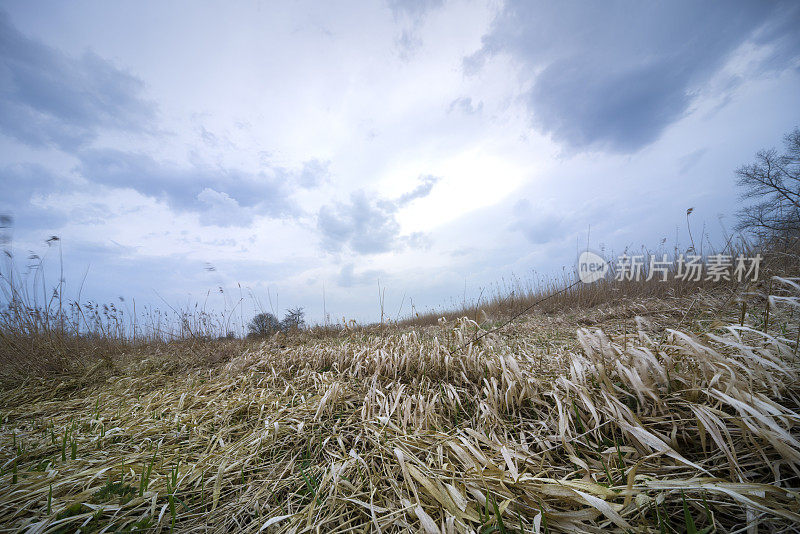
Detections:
[736, 127, 800, 243]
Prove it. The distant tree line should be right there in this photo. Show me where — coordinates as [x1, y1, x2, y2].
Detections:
[247, 307, 305, 338]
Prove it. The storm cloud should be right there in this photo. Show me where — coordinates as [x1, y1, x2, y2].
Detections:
[467, 1, 800, 152]
[0, 10, 155, 151]
[317, 175, 440, 254]
[77, 149, 298, 221]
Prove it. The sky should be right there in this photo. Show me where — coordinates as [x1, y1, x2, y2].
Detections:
[1, 0, 799, 329]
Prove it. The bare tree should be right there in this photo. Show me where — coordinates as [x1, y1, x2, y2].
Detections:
[735, 127, 800, 242]
[281, 307, 305, 332]
[247, 312, 280, 338]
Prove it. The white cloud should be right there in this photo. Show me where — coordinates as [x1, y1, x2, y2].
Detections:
[197, 188, 251, 227]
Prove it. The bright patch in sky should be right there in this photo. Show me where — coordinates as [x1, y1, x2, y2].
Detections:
[396, 148, 530, 233]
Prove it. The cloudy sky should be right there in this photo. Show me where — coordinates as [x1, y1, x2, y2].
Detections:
[2, 0, 799, 327]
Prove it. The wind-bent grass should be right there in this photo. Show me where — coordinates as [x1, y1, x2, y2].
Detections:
[0, 277, 798, 532]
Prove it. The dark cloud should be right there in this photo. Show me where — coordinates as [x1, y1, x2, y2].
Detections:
[0, 10, 155, 151]
[750, 6, 800, 73]
[76, 149, 301, 226]
[318, 191, 400, 254]
[3, 148, 328, 230]
[529, 57, 694, 151]
[317, 176, 440, 254]
[467, 1, 800, 152]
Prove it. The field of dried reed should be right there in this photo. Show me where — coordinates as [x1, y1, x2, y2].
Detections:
[1, 277, 799, 533]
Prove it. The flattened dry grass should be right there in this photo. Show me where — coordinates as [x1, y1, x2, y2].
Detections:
[1, 283, 799, 532]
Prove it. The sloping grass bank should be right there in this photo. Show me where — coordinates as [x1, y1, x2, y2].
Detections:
[0, 281, 798, 533]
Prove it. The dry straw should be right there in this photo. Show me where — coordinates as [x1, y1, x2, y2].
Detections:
[1, 278, 799, 532]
